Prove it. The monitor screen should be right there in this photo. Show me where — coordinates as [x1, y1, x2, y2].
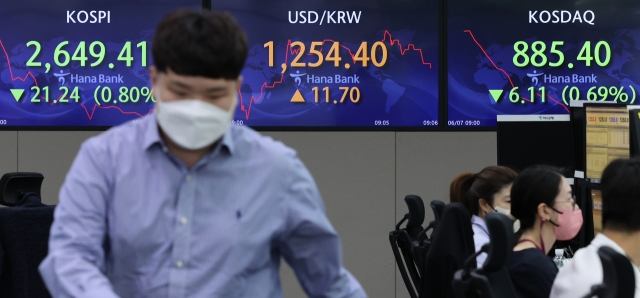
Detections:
[213, 0, 439, 128]
[497, 116, 575, 175]
[0, 0, 200, 128]
[447, 0, 640, 128]
[585, 106, 630, 180]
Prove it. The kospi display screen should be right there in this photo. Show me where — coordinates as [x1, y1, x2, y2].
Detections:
[213, 0, 439, 128]
[0, 0, 200, 128]
[447, 0, 640, 127]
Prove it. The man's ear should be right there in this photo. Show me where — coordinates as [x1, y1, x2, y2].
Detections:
[236, 75, 243, 89]
[149, 66, 158, 87]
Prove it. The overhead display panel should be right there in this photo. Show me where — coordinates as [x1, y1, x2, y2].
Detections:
[447, 0, 640, 127]
[0, 0, 200, 128]
[213, 0, 439, 128]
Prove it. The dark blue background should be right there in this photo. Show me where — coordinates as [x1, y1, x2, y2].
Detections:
[448, 0, 640, 127]
[0, 0, 200, 127]
[214, 0, 439, 127]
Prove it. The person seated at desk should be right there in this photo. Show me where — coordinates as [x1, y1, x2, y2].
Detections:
[450, 166, 518, 267]
[508, 165, 583, 298]
[551, 158, 640, 297]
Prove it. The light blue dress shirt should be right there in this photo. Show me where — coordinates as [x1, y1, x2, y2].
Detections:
[471, 215, 489, 268]
[39, 114, 367, 298]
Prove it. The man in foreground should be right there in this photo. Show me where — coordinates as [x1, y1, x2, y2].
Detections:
[39, 9, 366, 298]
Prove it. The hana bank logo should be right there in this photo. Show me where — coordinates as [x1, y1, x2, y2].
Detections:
[290, 70, 306, 87]
[54, 70, 71, 86]
[527, 70, 544, 86]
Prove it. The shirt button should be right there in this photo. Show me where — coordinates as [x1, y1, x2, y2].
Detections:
[180, 217, 188, 224]
[176, 261, 183, 268]
[186, 175, 192, 181]
[162, 146, 169, 153]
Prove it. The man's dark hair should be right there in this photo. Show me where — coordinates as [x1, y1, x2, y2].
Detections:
[510, 165, 563, 231]
[152, 9, 248, 79]
[601, 158, 640, 233]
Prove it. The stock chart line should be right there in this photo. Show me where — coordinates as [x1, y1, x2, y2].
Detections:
[0, 39, 151, 120]
[0, 40, 39, 86]
[463, 30, 570, 113]
[239, 30, 434, 120]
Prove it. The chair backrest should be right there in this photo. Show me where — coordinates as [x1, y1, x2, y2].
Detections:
[452, 212, 517, 298]
[421, 203, 475, 298]
[585, 246, 636, 298]
[390, 195, 426, 298]
[431, 200, 446, 222]
[482, 213, 514, 271]
[0, 173, 53, 297]
[412, 200, 445, 279]
[0, 173, 44, 206]
[405, 195, 426, 238]
[480, 213, 517, 298]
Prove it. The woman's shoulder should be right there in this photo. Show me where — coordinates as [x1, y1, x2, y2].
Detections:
[508, 248, 557, 272]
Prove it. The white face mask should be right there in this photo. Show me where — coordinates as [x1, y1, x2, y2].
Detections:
[493, 205, 521, 233]
[154, 91, 237, 150]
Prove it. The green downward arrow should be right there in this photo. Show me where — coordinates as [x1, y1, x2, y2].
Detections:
[489, 90, 504, 102]
[10, 89, 24, 102]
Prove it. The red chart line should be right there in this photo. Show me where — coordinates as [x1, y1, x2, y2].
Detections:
[463, 30, 569, 113]
[239, 30, 433, 120]
[0, 39, 151, 120]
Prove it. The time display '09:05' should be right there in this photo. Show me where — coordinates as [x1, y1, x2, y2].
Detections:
[23, 40, 148, 71]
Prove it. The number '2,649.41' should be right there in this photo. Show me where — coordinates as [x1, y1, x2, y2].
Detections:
[24, 41, 148, 68]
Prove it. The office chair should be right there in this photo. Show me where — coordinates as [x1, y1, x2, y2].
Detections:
[0, 172, 54, 298]
[390, 195, 426, 298]
[420, 203, 475, 298]
[0, 172, 44, 206]
[452, 212, 517, 298]
[582, 246, 635, 298]
[431, 200, 446, 222]
[412, 200, 446, 271]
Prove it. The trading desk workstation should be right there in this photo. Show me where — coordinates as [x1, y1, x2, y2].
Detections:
[2, 0, 640, 297]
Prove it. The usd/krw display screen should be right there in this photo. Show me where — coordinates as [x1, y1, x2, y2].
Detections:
[214, 0, 439, 128]
[448, 0, 640, 127]
[0, 0, 200, 127]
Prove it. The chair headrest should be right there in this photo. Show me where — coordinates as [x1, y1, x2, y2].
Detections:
[404, 195, 425, 230]
[598, 246, 636, 298]
[482, 212, 514, 271]
[0, 172, 44, 207]
[430, 200, 446, 221]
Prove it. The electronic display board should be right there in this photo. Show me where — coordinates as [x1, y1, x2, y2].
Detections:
[0, 0, 200, 127]
[448, 0, 640, 127]
[214, 0, 439, 128]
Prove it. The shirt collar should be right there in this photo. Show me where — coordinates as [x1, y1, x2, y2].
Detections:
[593, 233, 640, 274]
[592, 233, 626, 255]
[143, 113, 235, 155]
[471, 215, 489, 233]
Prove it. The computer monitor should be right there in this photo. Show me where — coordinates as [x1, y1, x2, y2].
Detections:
[584, 105, 630, 182]
[629, 109, 640, 158]
[497, 115, 575, 176]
